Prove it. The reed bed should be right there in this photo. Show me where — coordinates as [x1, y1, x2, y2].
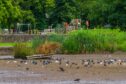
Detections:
[32, 29, 126, 54]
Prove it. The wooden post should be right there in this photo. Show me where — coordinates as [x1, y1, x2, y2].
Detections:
[64, 22, 69, 33]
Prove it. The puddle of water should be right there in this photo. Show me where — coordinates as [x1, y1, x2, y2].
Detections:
[0, 80, 126, 84]
[0, 70, 126, 84]
[0, 70, 42, 78]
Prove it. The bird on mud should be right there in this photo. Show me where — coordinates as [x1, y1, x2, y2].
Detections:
[54, 58, 62, 65]
[24, 61, 28, 65]
[43, 60, 50, 65]
[70, 62, 78, 68]
[117, 59, 123, 65]
[13, 61, 17, 63]
[84, 60, 89, 67]
[20, 60, 26, 64]
[103, 60, 107, 66]
[26, 67, 29, 71]
[74, 78, 80, 82]
[32, 60, 37, 65]
[65, 60, 70, 67]
[59, 67, 65, 72]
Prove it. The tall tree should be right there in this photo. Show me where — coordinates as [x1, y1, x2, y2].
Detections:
[50, 0, 77, 26]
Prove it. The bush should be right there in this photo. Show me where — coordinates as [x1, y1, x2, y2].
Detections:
[36, 41, 61, 55]
[14, 43, 33, 59]
[32, 34, 64, 49]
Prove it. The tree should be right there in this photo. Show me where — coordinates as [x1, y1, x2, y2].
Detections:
[50, 0, 77, 26]
[0, 0, 35, 30]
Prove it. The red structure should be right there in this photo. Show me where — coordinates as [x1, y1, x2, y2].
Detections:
[64, 22, 69, 33]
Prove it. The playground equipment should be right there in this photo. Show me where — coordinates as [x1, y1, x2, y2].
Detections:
[17, 23, 31, 34]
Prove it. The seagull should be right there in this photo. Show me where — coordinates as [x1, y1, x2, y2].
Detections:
[6, 61, 10, 64]
[65, 61, 69, 67]
[25, 62, 28, 65]
[55, 60, 60, 64]
[84, 61, 89, 67]
[13, 61, 17, 63]
[99, 61, 103, 65]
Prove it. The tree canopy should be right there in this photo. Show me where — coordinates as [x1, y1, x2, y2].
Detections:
[0, 0, 126, 30]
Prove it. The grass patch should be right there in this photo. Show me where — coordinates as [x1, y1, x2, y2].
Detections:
[1, 29, 126, 54]
[31, 29, 126, 54]
[62, 29, 126, 54]
[14, 43, 34, 59]
[0, 42, 32, 47]
[0, 43, 15, 47]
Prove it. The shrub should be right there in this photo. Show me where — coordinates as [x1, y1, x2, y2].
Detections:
[14, 43, 33, 59]
[36, 41, 61, 55]
[32, 34, 64, 50]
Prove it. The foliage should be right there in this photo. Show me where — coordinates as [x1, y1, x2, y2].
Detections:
[62, 29, 126, 54]
[31, 29, 126, 54]
[0, 0, 35, 30]
[32, 36, 45, 49]
[47, 34, 65, 43]
[14, 43, 33, 59]
[36, 41, 61, 55]
[32, 34, 64, 49]
[0, 0, 126, 29]
[50, 0, 77, 25]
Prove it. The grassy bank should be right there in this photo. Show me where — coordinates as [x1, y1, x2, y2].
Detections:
[64, 29, 126, 53]
[32, 29, 126, 54]
[2, 29, 126, 57]
[0, 43, 15, 47]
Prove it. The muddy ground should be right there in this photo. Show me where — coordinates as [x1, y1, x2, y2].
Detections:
[0, 53, 126, 84]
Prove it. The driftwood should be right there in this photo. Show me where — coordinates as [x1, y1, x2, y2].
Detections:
[27, 54, 53, 60]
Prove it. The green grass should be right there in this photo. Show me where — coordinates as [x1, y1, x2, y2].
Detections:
[14, 43, 34, 59]
[0, 42, 32, 47]
[1, 28, 126, 54]
[62, 29, 126, 54]
[0, 43, 15, 47]
[30, 29, 126, 54]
